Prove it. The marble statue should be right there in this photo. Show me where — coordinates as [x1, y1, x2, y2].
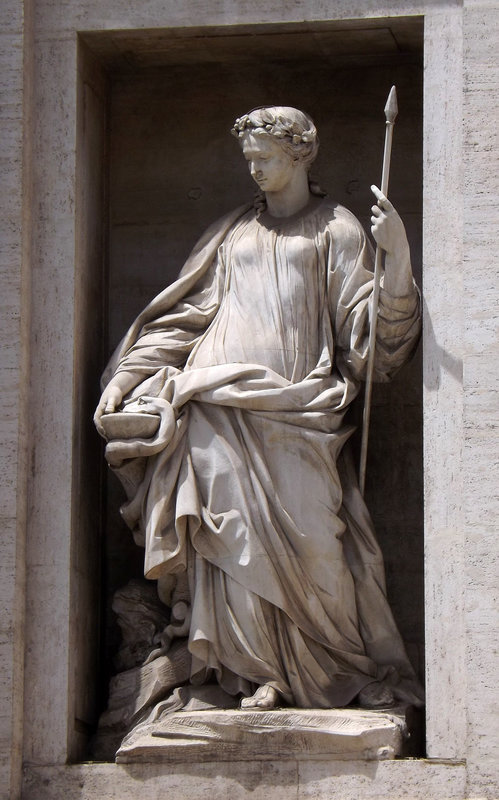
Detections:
[94, 106, 424, 722]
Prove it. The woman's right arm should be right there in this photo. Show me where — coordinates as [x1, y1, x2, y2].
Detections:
[94, 370, 141, 436]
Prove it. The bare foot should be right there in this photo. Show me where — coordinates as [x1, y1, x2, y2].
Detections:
[358, 682, 395, 709]
[241, 684, 279, 710]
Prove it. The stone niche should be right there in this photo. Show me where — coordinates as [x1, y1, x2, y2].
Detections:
[75, 17, 424, 761]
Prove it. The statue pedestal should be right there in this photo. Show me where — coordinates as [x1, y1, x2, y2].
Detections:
[116, 705, 416, 764]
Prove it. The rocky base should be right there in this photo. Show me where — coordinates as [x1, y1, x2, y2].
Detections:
[116, 704, 415, 763]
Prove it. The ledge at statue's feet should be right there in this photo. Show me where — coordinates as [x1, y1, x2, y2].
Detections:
[116, 704, 417, 764]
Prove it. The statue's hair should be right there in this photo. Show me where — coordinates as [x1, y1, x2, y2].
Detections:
[231, 106, 319, 168]
[232, 106, 325, 215]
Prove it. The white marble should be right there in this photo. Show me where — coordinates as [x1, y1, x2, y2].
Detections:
[94, 106, 422, 729]
[116, 706, 411, 764]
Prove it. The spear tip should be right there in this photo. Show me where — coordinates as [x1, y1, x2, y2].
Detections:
[384, 85, 398, 123]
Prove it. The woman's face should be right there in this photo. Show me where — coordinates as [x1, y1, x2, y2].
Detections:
[241, 132, 297, 193]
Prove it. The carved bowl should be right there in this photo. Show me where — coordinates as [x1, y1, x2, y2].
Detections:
[100, 411, 161, 441]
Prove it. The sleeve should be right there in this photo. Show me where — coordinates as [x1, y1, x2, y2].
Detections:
[327, 210, 420, 383]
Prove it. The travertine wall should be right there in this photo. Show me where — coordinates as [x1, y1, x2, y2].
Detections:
[422, 6, 467, 761]
[0, 1, 28, 798]
[462, 3, 499, 789]
[0, 1, 497, 799]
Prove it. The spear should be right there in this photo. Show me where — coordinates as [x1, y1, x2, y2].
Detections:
[359, 86, 398, 497]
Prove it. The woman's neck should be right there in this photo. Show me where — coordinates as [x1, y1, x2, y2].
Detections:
[265, 171, 311, 218]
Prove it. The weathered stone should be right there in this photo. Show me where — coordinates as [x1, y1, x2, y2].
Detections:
[116, 706, 411, 764]
[91, 579, 191, 760]
[112, 579, 170, 672]
[91, 644, 191, 760]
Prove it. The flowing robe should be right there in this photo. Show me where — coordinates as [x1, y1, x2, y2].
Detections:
[103, 196, 423, 708]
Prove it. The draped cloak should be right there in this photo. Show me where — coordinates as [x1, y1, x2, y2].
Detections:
[103, 196, 424, 708]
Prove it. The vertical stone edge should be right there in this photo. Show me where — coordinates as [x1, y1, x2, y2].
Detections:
[0, 0, 31, 797]
[10, 0, 34, 794]
[68, 39, 109, 761]
[462, 3, 499, 796]
[423, 7, 467, 760]
[22, 25, 78, 764]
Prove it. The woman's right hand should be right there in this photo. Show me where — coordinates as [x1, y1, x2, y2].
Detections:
[93, 383, 124, 437]
[94, 371, 142, 437]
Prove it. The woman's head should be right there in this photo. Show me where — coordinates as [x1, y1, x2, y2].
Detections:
[231, 106, 319, 168]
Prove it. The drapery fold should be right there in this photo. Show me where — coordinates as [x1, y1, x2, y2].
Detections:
[103, 198, 423, 708]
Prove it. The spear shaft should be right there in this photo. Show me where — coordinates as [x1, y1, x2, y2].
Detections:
[359, 86, 398, 497]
